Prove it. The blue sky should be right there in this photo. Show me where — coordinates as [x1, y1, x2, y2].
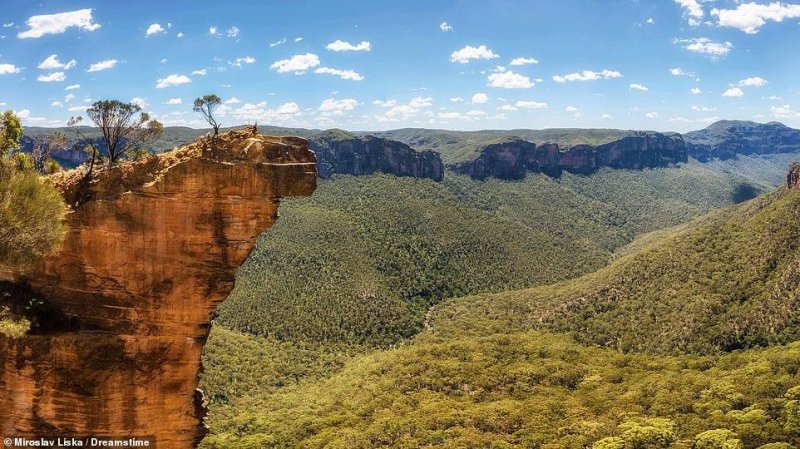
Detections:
[1, 0, 799, 132]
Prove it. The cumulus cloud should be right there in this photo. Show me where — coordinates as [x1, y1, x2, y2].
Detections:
[690, 87, 702, 95]
[38, 54, 77, 70]
[18, 8, 100, 39]
[645, 111, 659, 118]
[319, 98, 358, 115]
[553, 69, 622, 83]
[227, 26, 240, 38]
[314, 67, 364, 81]
[471, 93, 489, 104]
[230, 56, 256, 67]
[191, 69, 208, 76]
[374, 97, 433, 122]
[130, 97, 147, 108]
[450, 45, 499, 63]
[227, 101, 301, 122]
[164, 98, 182, 105]
[675, 0, 705, 25]
[488, 70, 533, 88]
[440, 22, 453, 32]
[0, 63, 21, 75]
[722, 87, 744, 97]
[771, 104, 800, 118]
[565, 106, 579, 113]
[270, 53, 320, 74]
[87, 59, 118, 72]
[712, 2, 800, 34]
[146, 23, 165, 36]
[208, 26, 218, 36]
[224, 97, 241, 104]
[449, 97, 464, 103]
[326, 40, 371, 52]
[156, 74, 191, 88]
[37, 71, 65, 82]
[65, 84, 80, 90]
[515, 100, 548, 109]
[629, 83, 649, 91]
[675, 37, 733, 57]
[739, 76, 768, 87]
[509, 57, 538, 66]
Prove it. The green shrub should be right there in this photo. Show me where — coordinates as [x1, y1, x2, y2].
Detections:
[693, 429, 743, 449]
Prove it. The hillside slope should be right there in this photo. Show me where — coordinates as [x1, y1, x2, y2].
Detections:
[432, 187, 800, 354]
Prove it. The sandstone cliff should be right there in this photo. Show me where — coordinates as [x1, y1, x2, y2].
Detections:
[0, 129, 317, 448]
[450, 132, 687, 180]
[789, 162, 800, 189]
[310, 130, 444, 181]
[685, 120, 800, 161]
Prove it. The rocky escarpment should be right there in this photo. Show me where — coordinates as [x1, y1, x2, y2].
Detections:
[0, 129, 316, 448]
[685, 120, 800, 161]
[451, 132, 687, 180]
[310, 130, 444, 181]
[789, 162, 800, 189]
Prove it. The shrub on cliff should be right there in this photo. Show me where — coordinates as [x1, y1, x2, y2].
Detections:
[0, 158, 67, 269]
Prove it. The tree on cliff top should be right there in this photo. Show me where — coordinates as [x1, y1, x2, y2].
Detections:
[86, 100, 164, 164]
[0, 110, 23, 157]
[193, 95, 222, 135]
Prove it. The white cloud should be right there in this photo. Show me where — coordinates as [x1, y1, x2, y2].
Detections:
[315, 67, 364, 81]
[670, 67, 690, 76]
[646, 17, 655, 24]
[375, 96, 434, 122]
[191, 69, 208, 76]
[738, 76, 768, 87]
[515, 100, 548, 109]
[488, 70, 533, 88]
[771, 104, 800, 118]
[450, 45, 499, 63]
[472, 93, 489, 104]
[38, 54, 76, 70]
[14, 109, 48, 123]
[230, 56, 256, 67]
[440, 22, 453, 32]
[565, 106, 579, 112]
[373, 100, 397, 107]
[51, 101, 62, 107]
[269, 37, 287, 47]
[691, 105, 716, 111]
[164, 98, 182, 105]
[319, 98, 358, 115]
[18, 8, 100, 39]
[270, 53, 320, 74]
[437, 112, 471, 120]
[146, 23, 165, 36]
[645, 111, 659, 118]
[156, 74, 191, 88]
[224, 97, 241, 104]
[712, 2, 800, 34]
[675, 0, 704, 25]
[294, 36, 303, 42]
[601, 113, 613, 119]
[209, 26, 218, 36]
[449, 97, 464, 103]
[629, 83, 649, 91]
[0, 63, 21, 75]
[228, 101, 301, 122]
[227, 26, 240, 38]
[177, 32, 184, 38]
[87, 59, 118, 72]
[130, 97, 147, 108]
[690, 87, 702, 95]
[37, 71, 65, 82]
[553, 69, 622, 83]
[68, 106, 85, 112]
[497, 104, 517, 112]
[65, 84, 80, 90]
[326, 40, 371, 52]
[766, 95, 783, 101]
[722, 87, 744, 97]
[64, 93, 75, 102]
[509, 57, 538, 66]
[676, 37, 733, 57]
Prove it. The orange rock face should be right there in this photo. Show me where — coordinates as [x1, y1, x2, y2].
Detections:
[0, 129, 317, 448]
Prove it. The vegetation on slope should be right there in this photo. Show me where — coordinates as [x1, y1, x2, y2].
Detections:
[431, 188, 800, 354]
[216, 162, 767, 346]
[201, 329, 800, 449]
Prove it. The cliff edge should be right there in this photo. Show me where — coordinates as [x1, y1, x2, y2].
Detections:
[0, 129, 317, 448]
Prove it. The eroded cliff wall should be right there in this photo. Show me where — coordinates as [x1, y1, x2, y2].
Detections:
[0, 129, 317, 448]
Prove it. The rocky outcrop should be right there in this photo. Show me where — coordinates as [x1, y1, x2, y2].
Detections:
[685, 120, 800, 161]
[451, 132, 687, 180]
[789, 162, 800, 189]
[0, 129, 316, 448]
[310, 130, 444, 181]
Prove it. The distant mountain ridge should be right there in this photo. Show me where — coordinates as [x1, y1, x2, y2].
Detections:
[20, 120, 800, 181]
